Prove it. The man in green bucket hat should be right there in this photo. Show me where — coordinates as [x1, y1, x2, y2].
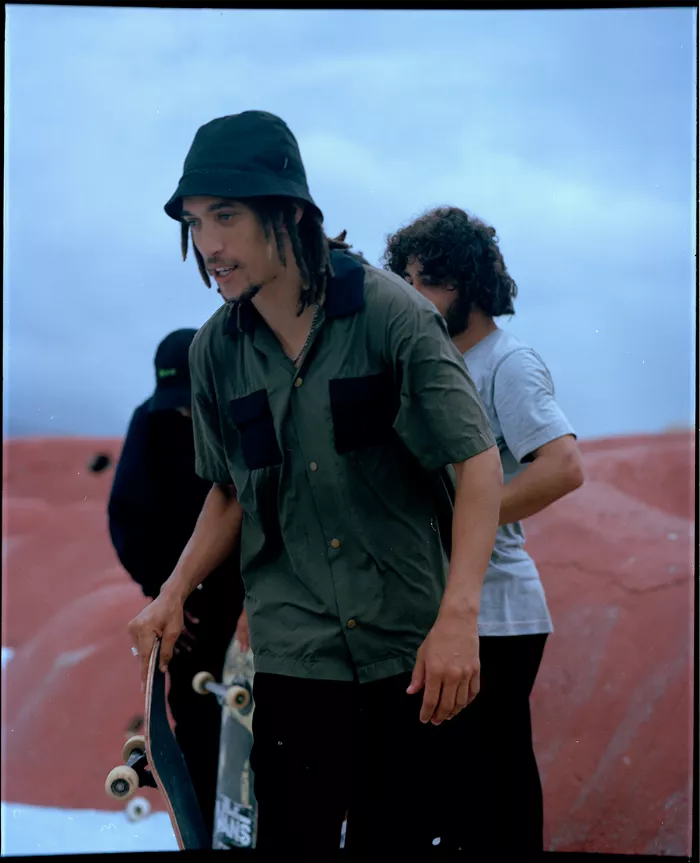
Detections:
[129, 110, 503, 855]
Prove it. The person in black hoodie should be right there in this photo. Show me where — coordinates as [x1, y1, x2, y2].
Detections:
[108, 328, 244, 840]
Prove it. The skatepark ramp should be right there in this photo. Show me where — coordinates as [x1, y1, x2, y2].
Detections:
[0, 431, 695, 855]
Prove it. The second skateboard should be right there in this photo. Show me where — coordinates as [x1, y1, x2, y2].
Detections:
[193, 638, 257, 850]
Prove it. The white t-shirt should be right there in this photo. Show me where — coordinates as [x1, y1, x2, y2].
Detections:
[463, 327, 576, 637]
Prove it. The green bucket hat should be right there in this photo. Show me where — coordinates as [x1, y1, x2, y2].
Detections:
[164, 110, 321, 221]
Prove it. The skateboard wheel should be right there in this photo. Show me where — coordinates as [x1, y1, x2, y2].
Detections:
[192, 671, 215, 695]
[125, 796, 151, 822]
[105, 765, 139, 801]
[225, 685, 250, 711]
[122, 734, 146, 763]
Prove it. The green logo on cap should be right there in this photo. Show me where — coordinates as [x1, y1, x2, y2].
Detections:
[158, 368, 178, 379]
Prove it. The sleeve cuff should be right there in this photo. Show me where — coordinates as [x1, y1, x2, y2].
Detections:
[419, 429, 497, 472]
[511, 422, 577, 464]
[195, 459, 232, 485]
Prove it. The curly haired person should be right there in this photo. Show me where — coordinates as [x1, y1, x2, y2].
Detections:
[384, 206, 584, 854]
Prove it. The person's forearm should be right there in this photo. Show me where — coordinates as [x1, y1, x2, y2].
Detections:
[499, 455, 583, 526]
[439, 447, 503, 620]
[161, 484, 243, 603]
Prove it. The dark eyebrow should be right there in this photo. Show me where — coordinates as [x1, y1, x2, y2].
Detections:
[181, 200, 238, 219]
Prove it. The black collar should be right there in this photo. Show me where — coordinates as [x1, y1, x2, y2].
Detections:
[324, 249, 366, 317]
[224, 249, 366, 337]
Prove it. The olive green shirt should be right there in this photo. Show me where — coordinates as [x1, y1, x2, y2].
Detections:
[189, 251, 495, 683]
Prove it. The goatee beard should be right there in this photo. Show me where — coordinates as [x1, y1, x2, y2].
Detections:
[225, 282, 263, 307]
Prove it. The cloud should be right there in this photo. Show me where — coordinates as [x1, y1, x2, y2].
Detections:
[4, 5, 696, 439]
[300, 127, 691, 277]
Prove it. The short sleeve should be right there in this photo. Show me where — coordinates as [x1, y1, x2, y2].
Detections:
[493, 347, 576, 464]
[383, 284, 495, 471]
[189, 332, 232, 485]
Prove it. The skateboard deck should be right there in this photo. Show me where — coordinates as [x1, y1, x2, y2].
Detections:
[106, 640, 209, 850]
[193, 638, 256, 849]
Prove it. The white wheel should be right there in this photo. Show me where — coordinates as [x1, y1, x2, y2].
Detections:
[225, 685, 250, 711]
[122, 735, 146, 763]
[125, 796, 152, 822]
[105, 765, 139, 801]
[192, 670, 215, 695]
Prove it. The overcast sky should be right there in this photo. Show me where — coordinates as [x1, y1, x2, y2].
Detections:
[4, 6, 696, 441]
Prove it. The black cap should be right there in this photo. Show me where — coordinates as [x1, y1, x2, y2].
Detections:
[149, 329, 198, 413]
[164, 110, 321, 221]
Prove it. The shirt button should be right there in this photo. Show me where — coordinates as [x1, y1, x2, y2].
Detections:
[347, 619, 357, 629]
[309, 461, 318, 472]
[330, 538, 341, 549]
[294, 377, 303, 388]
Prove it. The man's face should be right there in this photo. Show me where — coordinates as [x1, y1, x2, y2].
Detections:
[403, 257, 456, 319]
[403, 256, 470, 337]
[181, 196, 283, 302]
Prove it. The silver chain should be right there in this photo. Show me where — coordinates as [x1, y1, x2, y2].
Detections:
[288, 304, 320, 365]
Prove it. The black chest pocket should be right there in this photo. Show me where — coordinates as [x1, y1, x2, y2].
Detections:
[229, 390, 283, 471]
[329, 372, 399, 455]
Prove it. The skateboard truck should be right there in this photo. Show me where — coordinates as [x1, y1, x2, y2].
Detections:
[105, 735, 157, 801]
[192, 671, 251, 713]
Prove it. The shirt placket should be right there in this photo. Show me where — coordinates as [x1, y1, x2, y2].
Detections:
[287, 324, 361, 648]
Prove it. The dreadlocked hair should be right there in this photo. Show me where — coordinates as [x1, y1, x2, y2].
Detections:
[180, 197, 335, 316]
[328, 229, 371, 266]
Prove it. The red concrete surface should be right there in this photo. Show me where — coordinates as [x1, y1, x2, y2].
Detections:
[1, 431, 695, 855]
[1, 438, 163, 816]
[528, 432, 695, 856]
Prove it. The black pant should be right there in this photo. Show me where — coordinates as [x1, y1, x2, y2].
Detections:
[166, 572, 242, 841]
[436, 633, 548, 854]
[250, 671, 444, 857]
